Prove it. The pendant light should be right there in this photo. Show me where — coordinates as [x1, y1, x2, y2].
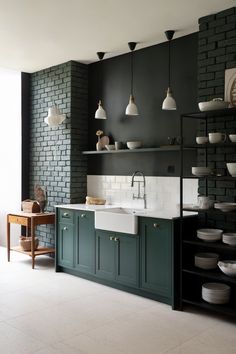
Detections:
[125, 42, 139, 116]
[162, 30, 177, 110]
[95, 51, 107, 119]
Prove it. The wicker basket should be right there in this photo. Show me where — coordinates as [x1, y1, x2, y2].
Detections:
[21, 200, 41, 213]
[19, 237, 39, 251]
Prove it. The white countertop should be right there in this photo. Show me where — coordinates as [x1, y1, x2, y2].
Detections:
[55, 204, 196, 220]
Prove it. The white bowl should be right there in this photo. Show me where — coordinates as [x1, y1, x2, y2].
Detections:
[222, 233, 236, 246]
[192, 167, 212, 176]
[198, 100, 229, 112]
[197, 228, 223, 242]
[195, 253, 219, 269]
[227, 163, 236, 177]
[229, 134, 236, 143]
[214, 203, 236, 212]
[202, 282, 231, 304]
[196, 136, 208, 144]
[218, 261, 236, 277]
[105, 144, 115, 151]
[127, 141, 142, 149]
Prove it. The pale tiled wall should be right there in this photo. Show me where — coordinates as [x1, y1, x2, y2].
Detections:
[87, 176, 198, 212]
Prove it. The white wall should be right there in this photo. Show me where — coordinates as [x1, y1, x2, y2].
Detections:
[87, 175, 198, 213]
[0, 68, 21, 246]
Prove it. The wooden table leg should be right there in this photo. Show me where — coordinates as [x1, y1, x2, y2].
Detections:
[7, 215, 10, 262]
[31, 217, 35, 269]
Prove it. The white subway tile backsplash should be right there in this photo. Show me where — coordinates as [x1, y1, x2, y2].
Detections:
[87, 175, 198, 211]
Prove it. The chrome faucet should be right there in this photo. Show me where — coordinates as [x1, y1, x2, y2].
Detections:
[131, 171, 147, 209]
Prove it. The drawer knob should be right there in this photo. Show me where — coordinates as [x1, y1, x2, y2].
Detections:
[109, 236, 114, 241]
[114, 237, 119, 242]
[63, 226, 68, 231]
[81, 214, 86, 218]
[153, 223, 160, 228]
[63, 212, 69, 217]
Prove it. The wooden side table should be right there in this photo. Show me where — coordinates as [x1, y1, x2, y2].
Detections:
[7, 212, 55, 269]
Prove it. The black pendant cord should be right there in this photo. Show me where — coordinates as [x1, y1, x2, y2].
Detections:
[168, 39, 171, 88]
[96, 52, 105, 104]
[131, 50, 133, 96]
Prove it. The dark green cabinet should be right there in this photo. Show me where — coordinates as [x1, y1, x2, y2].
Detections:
[96, 230, 116, 280]
[75, 211, 95, 274]
[58, 222, 74, 268]
[56, 207, 174, 306]
[140, 217, 172, 299]
[96, 230, 139, 287]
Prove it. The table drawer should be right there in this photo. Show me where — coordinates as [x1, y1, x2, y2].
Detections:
[8, 215, 28, 226]
[58, 209, 74, 223]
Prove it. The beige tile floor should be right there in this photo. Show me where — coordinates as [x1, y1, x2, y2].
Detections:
[0, 246, 236, 354]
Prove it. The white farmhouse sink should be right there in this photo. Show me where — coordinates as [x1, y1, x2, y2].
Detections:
[95, 208, 138, 234]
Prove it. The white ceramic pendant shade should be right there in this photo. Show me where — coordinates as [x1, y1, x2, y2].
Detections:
[125, 95, 139, 115]
[162, 87, 177, 110]
[162, 30, 177, 111]
[95, 100, 107, 119]
[95, 51, 107, 119]
[44, 104, 66, 127]
[126, 42, 139, 116]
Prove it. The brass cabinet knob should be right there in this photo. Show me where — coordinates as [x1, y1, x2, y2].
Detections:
[109, 236, 114, 241]
[63, 226, 68, 231]
[81, 214, 86, 218]
[153, 223, 160, 228]
[63, 212, 68, 217]
[114, 237, 119, 242]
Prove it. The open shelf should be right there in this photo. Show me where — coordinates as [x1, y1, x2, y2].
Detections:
[82, 146, 194, 155]
[184, 142, 236, 149]
[183, 267, 236, 285]
[181, 107, 236, 120]
[11, 246, 55, 256]
[183, 298, 236, 317]
[183, 239, 236, 252]
[182, 175, 234, 180]
[183, 207, 236, 218]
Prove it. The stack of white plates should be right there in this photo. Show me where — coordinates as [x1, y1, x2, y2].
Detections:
[222, 233, 236, 246]
[214, 203, 236, 212]
[195, 253, 219, 269]
[197, 228, 223, 242]
[202, 283, 231, 304]
[192, 167, 212, 177]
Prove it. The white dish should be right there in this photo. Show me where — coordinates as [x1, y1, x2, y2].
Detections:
[226, 163, 236, 177]
[214, 203, 236, 212]
[198, 100, 229, 112]
[222, 233, 236, 246]
[196, 136, 208, 144]
[229, 134, 236, 143]
[192, 167, 212, 177]
[218, 261, 236, 277]
[197, 228, 223, 242]
[127, 141, 142, 149]
[195, 253, 219, 270]
[202, 282, 231, 304]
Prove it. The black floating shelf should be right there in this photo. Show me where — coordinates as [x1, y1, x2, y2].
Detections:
[183, 267, 236, 285]
[182, 175, 234, 180]
[183, 239, 236, 252]
[181, 107, 236, 119]
[184, 142, 236, 149]
[183, 298, 236, 317]
[182, 208, 236, 218]
[82, 146, 194, 155]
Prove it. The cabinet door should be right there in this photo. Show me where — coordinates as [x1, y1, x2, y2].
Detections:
[96, 230, 116, 280]
[140, 218, 172, 298]
[75, 211, 95, 274]
[116, 233, 139, 287]
[58, 222, 74, 268]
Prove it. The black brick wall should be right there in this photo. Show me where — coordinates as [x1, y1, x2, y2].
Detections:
[198, 7, 236, 231]
[30, 61, 88, 247]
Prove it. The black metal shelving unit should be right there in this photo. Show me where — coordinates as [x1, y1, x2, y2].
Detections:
[179, 107, 236, 318]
